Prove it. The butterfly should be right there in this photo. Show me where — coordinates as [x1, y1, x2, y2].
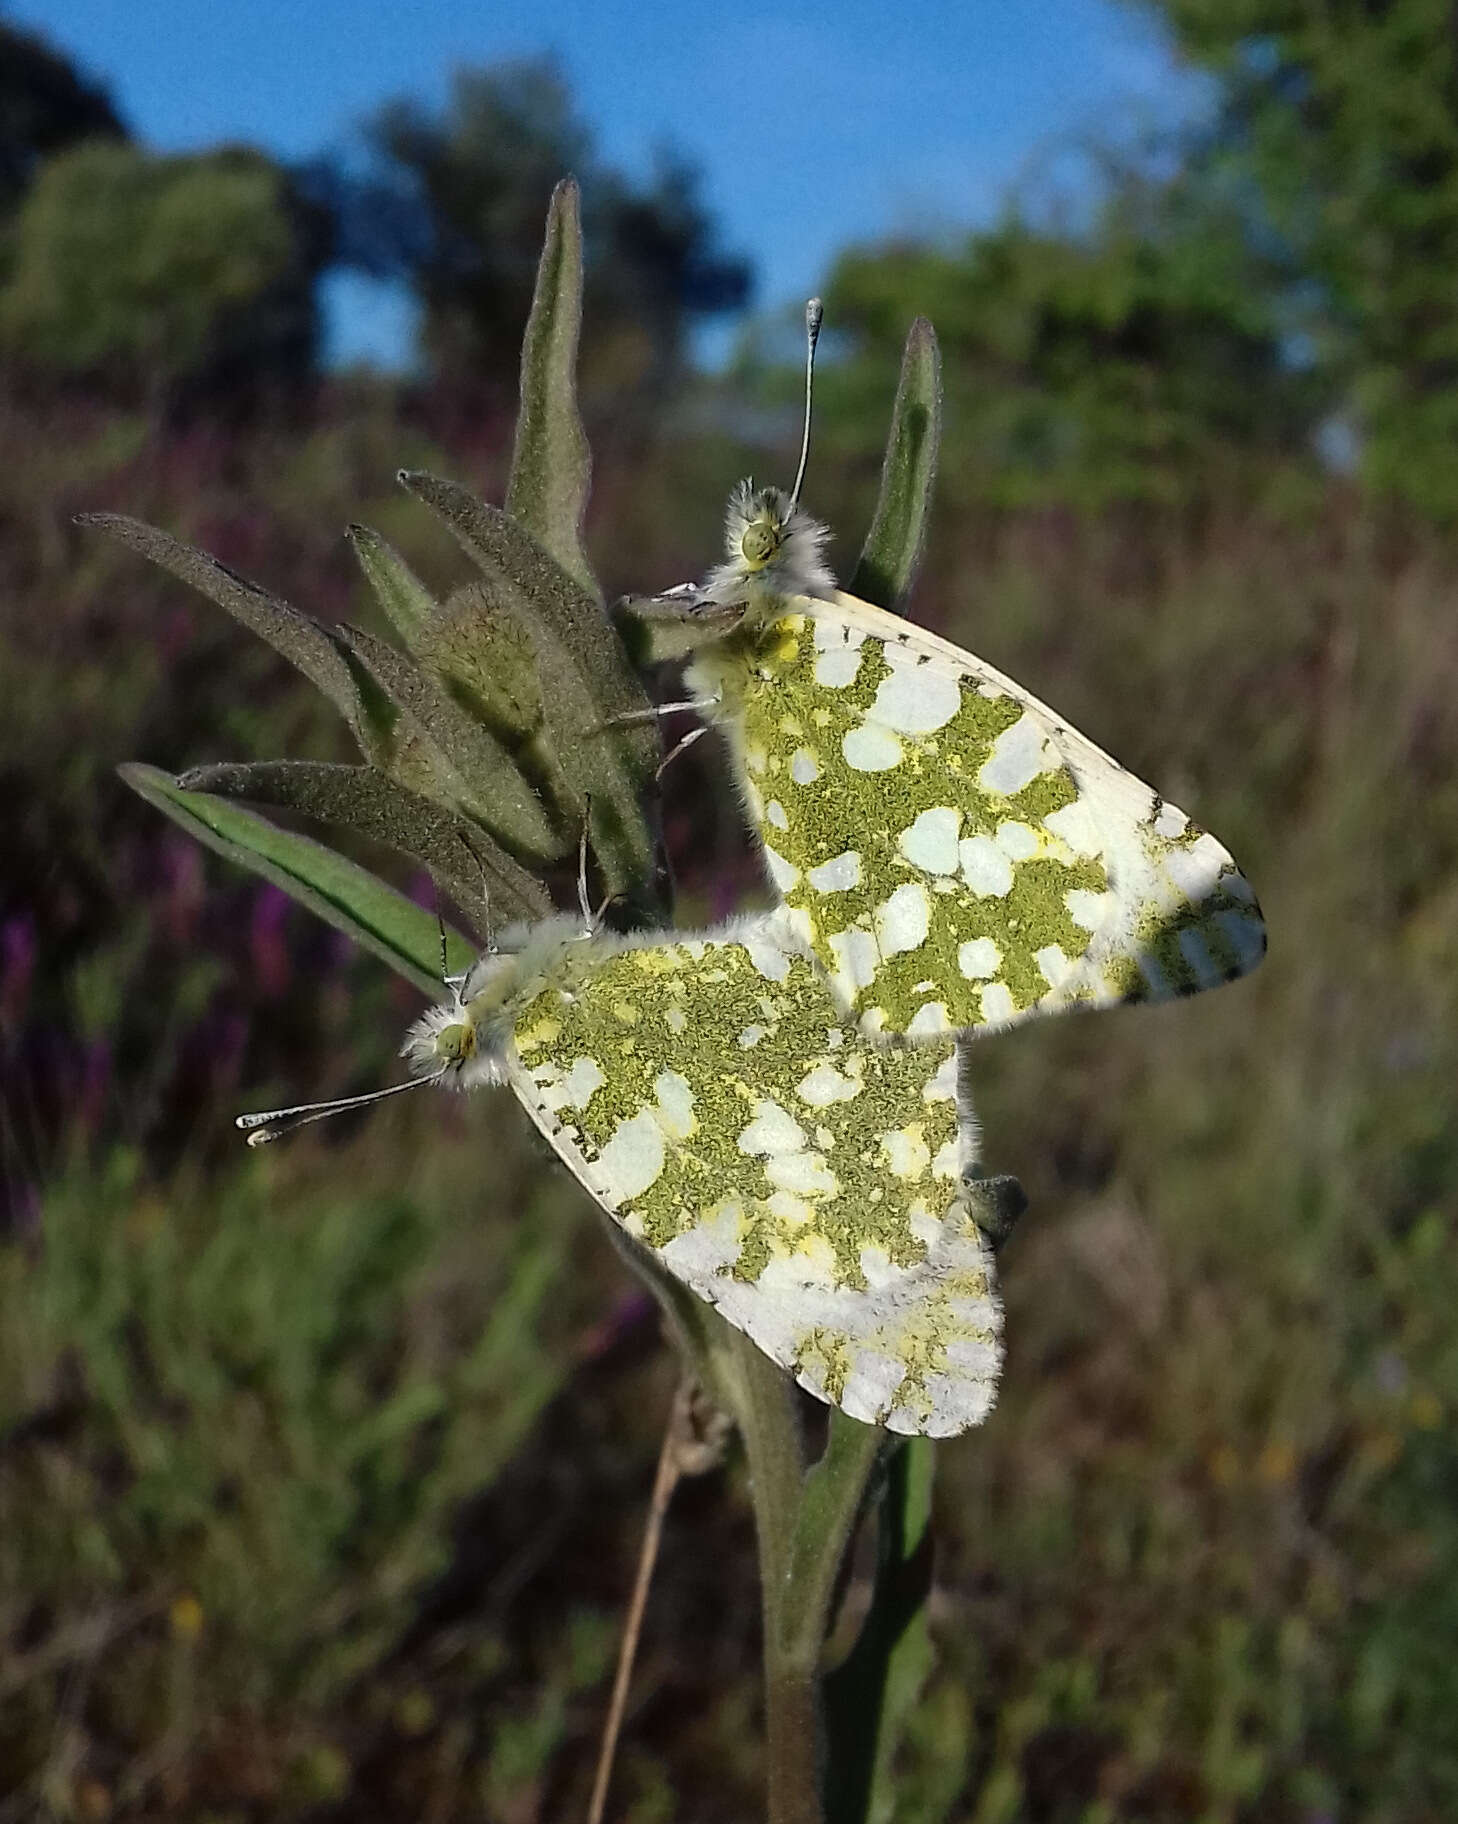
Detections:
[239, 907, 1012, 1437]
[638, 302, 1266, 1042]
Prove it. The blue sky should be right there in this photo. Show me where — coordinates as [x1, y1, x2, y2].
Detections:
[17, 0, 1207, 367]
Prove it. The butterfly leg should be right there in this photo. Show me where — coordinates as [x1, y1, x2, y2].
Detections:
[656, 721, 711, 782]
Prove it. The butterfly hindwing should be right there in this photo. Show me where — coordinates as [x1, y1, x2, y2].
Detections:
[500, 913, 1003, 1436]
[686, 591, 1265, 1040]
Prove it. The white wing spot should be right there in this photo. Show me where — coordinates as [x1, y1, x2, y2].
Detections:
[905, 1000, 950, 1037]
[560, 1056, 605, 1108]
[1155, 802, 1190, 839]
[1044, 799, 1102, 856]
[766, 1151, 838, 1196]
[1065, 887, 1112, 932]
[1036, 943, 1073, 989]
[1178, 927, 1220, 985]
[842, 724, 904, 772]
[653, 1069, 697, 1139]
[897, 806, 962, 875]
[813, 617, 866, 651]
[766, 799, 789, 831]
[1165, 835, 1227, 902]
[869, 655, 962, 734]
[1215, 909, 1266, 970]
[881, 1126, 931, 1179]
[995, 820, 1039, 860]
[959, 836, 1015, 898]
[738, 1023, 767, 1049]
[797, 1059, 863, 1105]
[740, 926, 794, 984]
[958, 937, 1001, 979]
[738, 1100, 807, 1157]
[980, 982, 1017, 1025]
[808, 850, 862, 893]
[665, 1005, 687, 1035]
[813, 625, 865, 688]
[829, 927, 880, 992]
[790, 747, 821, 785]
[874, 883, 931, 956]
[761, 843, 802, 893]
[597, 1110, 666, 1200]
[979, 713, 1055, 795]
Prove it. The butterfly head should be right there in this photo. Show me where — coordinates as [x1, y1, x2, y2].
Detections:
[402, 994, 504, 1090]
[706, 480, 834, 604]
[405, 911, 598, 1090]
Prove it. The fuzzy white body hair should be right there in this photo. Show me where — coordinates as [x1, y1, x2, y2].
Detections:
[701, 482, 836, 604]
[403, 913, 596, 1091]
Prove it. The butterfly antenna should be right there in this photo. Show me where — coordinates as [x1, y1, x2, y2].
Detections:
[236, 1075, 436, 1147]
[456, 830, 495, 956]
[578, 797, 594, 927]
[788, 297, 824, 510]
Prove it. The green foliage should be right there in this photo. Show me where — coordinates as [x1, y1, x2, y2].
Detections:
[5, 352, 1458, 1814]
[0, 20, 127, 214]
[120, 762, 479, 997]
[818, 180, 1320, 509]
[1137, 0, 1458, 512]
[0, 139, 320, 400]
[0, 1144, 569, 1763]
[848, 317, 942, 608]
[507, 179, 598, 601]
[355, 58, 748, 402]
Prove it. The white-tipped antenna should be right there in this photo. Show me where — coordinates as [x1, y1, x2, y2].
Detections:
[236, 1074, 438, 1147]
[788, 297, 824, 509]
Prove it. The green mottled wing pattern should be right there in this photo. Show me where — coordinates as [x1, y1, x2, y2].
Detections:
[686, 591, 1265, 1039]
[500, 913, 1002, 1436]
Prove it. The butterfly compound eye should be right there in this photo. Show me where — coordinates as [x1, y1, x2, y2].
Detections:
[435, 1022, 476, 1064]
[741, 519, 781, 568]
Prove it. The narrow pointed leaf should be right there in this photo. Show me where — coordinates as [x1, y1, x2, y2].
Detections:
[80, 514, 394, 762]
[335, 623, 566, 862]
[176, 761, 552, 931]
[398, 473, 657, 892]
[506, 178, 597, 603]
[848, 318, 942, 611]
[823, 1436, 937, 1824]
[119, 764, 473, 997]
[347, 524, 437, 648]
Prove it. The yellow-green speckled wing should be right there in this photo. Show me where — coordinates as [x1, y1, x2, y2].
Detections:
[686, 591, 1266, 1041]
[500, 912, 1003, 1437]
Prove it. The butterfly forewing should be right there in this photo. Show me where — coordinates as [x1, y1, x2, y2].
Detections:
[686, 591, 1265, 1040]
[500, 914, 1002, 1436]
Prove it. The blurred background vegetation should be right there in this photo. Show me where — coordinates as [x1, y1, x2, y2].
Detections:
[1, 4, 1456, 1819]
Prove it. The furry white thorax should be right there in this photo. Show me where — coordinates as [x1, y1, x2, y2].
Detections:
[700, 481, 836, 606]
[402, 913, 596, 1092]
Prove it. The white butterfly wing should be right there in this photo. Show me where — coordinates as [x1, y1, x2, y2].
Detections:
[499, 914, 1003, 1437]
[689, 591, 1264, 1039]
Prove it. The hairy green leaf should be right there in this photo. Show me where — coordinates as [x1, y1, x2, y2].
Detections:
[397, 472, 658, 893]
[119, 764, 472, 997]
[335, 623, 566, 862]
[506, 177, 597, 603]
[848, 317, 942, 611]
[416, 582, 545, 743]
[176, 760, 552, 933]
[81, 514, 395, 762]
[346, 524, 437, 648]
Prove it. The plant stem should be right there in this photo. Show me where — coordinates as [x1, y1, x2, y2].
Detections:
[712, 1333, 890, 1824]
[587, 1396, 683, 1824]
